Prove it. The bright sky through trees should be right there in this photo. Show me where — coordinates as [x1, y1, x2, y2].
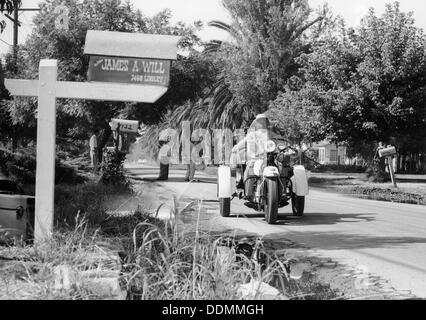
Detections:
[1, 0, 425, 55]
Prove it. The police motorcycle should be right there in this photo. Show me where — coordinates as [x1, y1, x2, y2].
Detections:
[217, 115, 309, 224]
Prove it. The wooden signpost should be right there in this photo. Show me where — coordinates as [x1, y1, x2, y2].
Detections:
[5, 30, 179, 241]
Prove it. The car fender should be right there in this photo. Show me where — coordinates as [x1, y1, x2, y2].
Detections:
[291, 165, 309, 196]
[0, 195, 34, 241]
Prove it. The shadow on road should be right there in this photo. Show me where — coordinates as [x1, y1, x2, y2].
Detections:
[128, 176, 217, 184]
[266, 230, 426, 252]
[200, 198, 378, 226]
[224, 211, 376, 226]
[282, 213, 376, 225]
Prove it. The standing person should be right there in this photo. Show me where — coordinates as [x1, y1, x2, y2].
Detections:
[185, 134, 203, 182]
[184, 160, 196, 182]
[157, 132, 170, 181]
[89, 129, 99, 172]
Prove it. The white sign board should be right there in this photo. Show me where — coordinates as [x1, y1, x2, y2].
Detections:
[110, 119, 139, 133]
[378, 146, 397, 158]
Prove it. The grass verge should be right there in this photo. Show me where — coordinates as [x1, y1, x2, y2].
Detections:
[309, 175, 426, 206]
[334, 185, 426, 205]
[0, 211, 293, 300]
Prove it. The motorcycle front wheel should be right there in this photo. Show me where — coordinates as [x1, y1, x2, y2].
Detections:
[291, 194, 305, 217]
[264, 179, 278, 224]
[236, 166, 244, 189]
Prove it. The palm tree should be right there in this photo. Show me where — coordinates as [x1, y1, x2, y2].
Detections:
[137, 0, 327, 165]
[170, 0, 326, 131]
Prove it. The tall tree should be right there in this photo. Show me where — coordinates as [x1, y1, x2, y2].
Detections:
[354, 3, 426, 155]
[194, 0, 327, 130]
[0, 0, 22, 147]
[272, 1, 426, 166]
[3, 0, 205, 152]
[267, 83, 327, 148]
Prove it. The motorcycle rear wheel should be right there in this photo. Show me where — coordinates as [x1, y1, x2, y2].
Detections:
[264, 179, 278, 224]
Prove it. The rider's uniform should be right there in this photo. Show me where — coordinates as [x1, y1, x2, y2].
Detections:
[230, 114, 272, 167]
[229, 114, 273, 199]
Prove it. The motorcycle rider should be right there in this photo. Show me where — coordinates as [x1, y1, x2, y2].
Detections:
[231, 114, 271, 166]
[230, 114, 273, 199]
[230, 113, 299, 200]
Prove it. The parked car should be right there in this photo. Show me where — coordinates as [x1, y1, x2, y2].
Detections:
[0, 179, 35, 242]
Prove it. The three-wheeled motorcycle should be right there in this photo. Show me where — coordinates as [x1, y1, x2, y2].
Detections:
[217, 116, 309, 224]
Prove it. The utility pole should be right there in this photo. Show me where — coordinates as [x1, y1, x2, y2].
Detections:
[4, 1, 40, 68]
[3, 1, 40, 150]
[13, 0, 19, 64]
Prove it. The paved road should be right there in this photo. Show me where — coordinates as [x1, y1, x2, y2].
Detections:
[127, 165, 426, 298]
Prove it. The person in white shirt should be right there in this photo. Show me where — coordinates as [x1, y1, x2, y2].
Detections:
[89, 129, 99, 171]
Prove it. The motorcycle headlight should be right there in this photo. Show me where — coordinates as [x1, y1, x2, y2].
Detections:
[266, 140, 276, 153]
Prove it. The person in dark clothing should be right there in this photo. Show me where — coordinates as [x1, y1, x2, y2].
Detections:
[157, 140, 169, 181]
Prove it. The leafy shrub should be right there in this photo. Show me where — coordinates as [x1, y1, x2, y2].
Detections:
[100, 149, 130, 187]
[366, 160, 390, 183]
[0, 148, 35, 183]
[0, 147, 85, 184]
[55, 161, 86, 184]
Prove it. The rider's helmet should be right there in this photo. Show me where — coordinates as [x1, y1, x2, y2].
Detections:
[249, 114, 270, 132]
